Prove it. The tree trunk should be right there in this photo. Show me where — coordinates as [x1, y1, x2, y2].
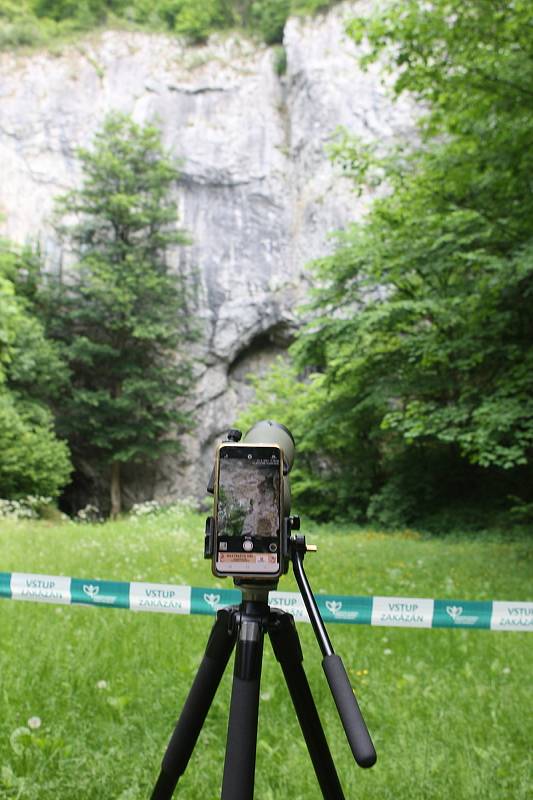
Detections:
[110, 461, 122, 519]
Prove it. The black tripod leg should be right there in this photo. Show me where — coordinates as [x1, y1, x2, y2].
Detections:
[151, 607, 237, 800]
[268, 609, 346, 800]
[221, 604, 267, 800]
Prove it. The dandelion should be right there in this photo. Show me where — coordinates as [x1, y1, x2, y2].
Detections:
[96, 680, 108, 690]
[27, 717, 41, 730]
[383, 648, 393, 655]
[502, 667, 511, 675]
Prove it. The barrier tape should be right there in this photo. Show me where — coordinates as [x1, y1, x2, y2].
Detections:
[1, 572, 532, 631]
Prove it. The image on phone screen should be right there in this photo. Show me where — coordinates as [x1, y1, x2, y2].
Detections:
[215, 446, 281, 575]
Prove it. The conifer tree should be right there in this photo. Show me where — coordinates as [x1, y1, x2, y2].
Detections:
[49, 113, 197, 517]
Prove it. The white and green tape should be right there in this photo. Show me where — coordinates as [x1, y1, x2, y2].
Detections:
[1, 572, 531, 631]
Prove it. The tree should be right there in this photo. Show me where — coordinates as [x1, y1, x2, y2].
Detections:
[47, 113, 197, 517]
[243, 0, 533, 526]
[0, 241, 72, 499]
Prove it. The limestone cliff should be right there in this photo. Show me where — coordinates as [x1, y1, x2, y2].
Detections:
[0, 2, 414, 505]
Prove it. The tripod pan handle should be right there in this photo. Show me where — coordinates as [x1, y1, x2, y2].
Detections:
[322, 654, 377, 768]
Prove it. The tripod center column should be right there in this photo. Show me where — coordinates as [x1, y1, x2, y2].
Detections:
[235, 618, 263, 679]
[220, 602, 268, 800]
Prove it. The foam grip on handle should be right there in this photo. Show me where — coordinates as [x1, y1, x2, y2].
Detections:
[322, 654, 377, 768]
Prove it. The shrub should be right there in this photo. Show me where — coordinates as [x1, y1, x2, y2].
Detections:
[0, 393, 72, 499]
[251, 0, 289, 44]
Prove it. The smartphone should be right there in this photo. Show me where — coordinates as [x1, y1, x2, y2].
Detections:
[213, 442, 283, 578]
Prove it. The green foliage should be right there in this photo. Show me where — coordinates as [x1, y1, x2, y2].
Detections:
[0, 392, 72, 498]
[250, 0, 289, 45]
[0, 248, 69, 405]
[243, 0, 533, 525]
[31, 0, 107, 25]
[291, 0, 338, 14]
[0, 4, 46, 49]
[0, 0, 343, 51]
[0, 0, 117, 49]
[238, 359, 379, 520]
[0, 243, 72, 498]
[44, 113, 197, 513]
[158, 0, 235, 43]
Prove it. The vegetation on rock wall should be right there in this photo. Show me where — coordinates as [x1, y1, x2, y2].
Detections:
[0, 0, 342, 49]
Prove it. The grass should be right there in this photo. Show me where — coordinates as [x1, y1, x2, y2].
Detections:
[0, 508, 531, 799]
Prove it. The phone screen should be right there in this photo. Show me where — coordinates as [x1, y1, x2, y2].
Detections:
[214, 444, 282, 576]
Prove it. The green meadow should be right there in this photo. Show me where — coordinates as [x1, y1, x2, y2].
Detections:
[0, 508, 531, 799]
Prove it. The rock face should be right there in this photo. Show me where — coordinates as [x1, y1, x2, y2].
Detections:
[0, 2, 414, 506]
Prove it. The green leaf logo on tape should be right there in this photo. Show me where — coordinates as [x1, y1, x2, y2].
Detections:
[191, 587, 240, 615]
[71, 578, 129, 609]
[433, 600, 491, 629]
[320, 595, 372, 624]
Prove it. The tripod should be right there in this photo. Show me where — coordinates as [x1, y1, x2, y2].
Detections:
[150, 535, 376, 799]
